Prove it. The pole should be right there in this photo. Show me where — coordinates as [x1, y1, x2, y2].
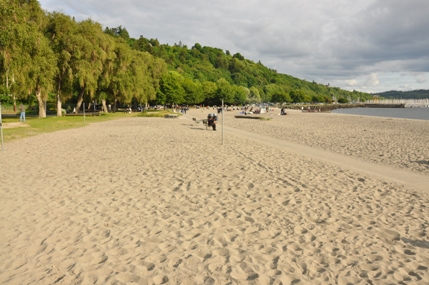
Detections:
[83, 103, 86, 123]
[222, 99, 224, 145]
[0, 102, 4, 152]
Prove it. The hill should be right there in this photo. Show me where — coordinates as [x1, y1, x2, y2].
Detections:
[375, 90, 429, 99]
[106, 26, 373, 105]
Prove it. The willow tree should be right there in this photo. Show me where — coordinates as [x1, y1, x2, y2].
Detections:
[96, 34, 116, 112]
[73, 20, 107, 112]
[0, 0, 56, 118]
[45, 12, 78, 116]
[0, 0, 21, 110]
[107, 39, 133, 111]
[0, 0, 55, 114]
[126, 50, 148, 106]
[27, 33, 57, 118]
[138, 52, 167, 107]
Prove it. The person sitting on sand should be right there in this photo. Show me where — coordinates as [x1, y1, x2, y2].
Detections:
[207, 114, 216, 131]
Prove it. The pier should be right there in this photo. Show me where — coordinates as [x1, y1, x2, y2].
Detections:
[366, 98, 429, 108]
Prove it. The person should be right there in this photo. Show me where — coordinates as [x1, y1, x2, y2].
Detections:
[207, 114, 216, 131]
[19, 104, 26, 122]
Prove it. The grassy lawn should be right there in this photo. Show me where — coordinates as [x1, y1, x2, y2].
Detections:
[1, 113, 132, 142]
[0, 110, 181, 142]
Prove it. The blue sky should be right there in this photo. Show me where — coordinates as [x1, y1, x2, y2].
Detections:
[38, 0, 429, 93]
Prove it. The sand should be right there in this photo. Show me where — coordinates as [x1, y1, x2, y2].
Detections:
[0, 109, 428, 284]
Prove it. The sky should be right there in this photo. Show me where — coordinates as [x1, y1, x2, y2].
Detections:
[38, 0, 429, 93]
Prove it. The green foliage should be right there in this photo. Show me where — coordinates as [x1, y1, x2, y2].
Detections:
[159, 71, 186, 104]
[338, 97, 349, 103]
[215, 78, 234, 104]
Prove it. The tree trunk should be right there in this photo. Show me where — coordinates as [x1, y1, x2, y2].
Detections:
[102, 99, 108, 113]
[75, 88, 85, 113]
[56, 93, 62, 116]
[113, 98, 117, 112]
[36, 89, 46, 118]
[5, 70, 16, 112]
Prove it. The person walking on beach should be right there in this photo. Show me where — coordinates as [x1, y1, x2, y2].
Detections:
[19, 104, 26, 122]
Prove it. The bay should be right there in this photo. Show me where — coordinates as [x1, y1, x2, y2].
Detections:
[331, 107, 429, 121]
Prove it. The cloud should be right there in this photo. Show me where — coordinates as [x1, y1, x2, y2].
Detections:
[364, 73, 380, 87]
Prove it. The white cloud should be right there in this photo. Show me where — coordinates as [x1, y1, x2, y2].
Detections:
[364, 73, 380, 87]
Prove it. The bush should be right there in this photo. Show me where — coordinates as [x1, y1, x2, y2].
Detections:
[0, 94, 14, 105]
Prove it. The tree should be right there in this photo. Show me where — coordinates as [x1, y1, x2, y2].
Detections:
[73, 20, 107, 112]
[183, 79, 204, 104]
[215, 78, 234, 104]
[1, 0, 56, 117]
[271, 92, 291, 103]
[104, 25, 130, 42]
[233, 86, 248, 105]
[28, 33, 57, 118]
[106, 39, 133, 111]
[133, 36, 154, 54]
[202, 81, 217, 105]
[232, 53, 244, 60]
[139, 53, 167, 106]
[46, 12, 78, 116]
[159, 71, 185, 105]
[96, 34, 116, 112]
[290, 89, 308, 103]
[248, 86, 261, 103]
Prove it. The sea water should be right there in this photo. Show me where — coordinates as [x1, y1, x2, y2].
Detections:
[331, 107, 429, 121]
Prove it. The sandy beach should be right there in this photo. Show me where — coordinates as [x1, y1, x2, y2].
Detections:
[1, 109, 428, 284]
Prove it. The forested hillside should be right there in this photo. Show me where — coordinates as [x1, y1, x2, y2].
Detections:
[375, 90, 429, 99]
[1, 0, 373, 117]
[122, 31, 373, 105]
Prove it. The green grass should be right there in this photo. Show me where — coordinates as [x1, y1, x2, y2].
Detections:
[1, 110, 181, 142]
[0, 112, 138, 142]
